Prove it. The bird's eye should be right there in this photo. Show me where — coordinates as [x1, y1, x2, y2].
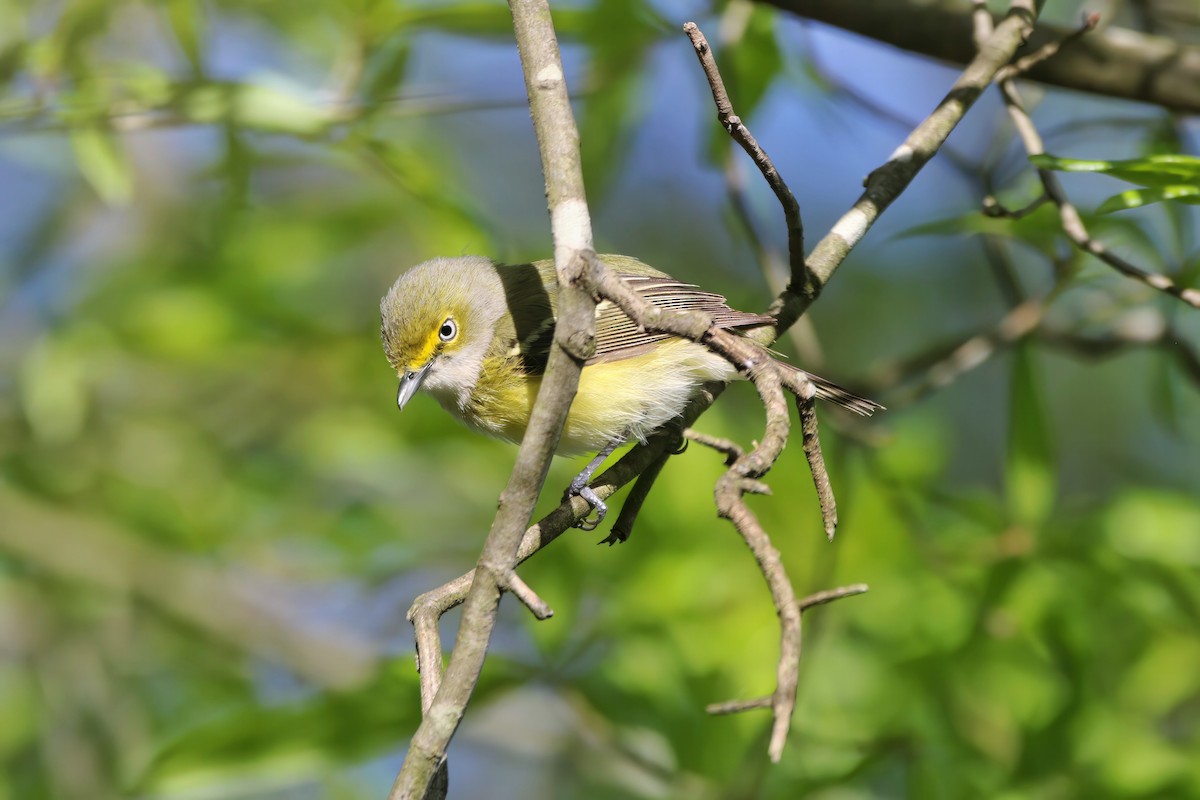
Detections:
[438, 319, 457, 342]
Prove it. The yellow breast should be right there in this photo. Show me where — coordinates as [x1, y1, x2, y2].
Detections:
[444, 338, 735, 456]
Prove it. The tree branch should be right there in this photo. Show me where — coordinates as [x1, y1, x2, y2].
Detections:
[398, 2, 1045, 781]
[803, 1, 1038, 295]
[388, 0, 599, 795]
[987, 25, 1200, 309]
[683, 22, 809, 299]
[761, 0, 1200, 115]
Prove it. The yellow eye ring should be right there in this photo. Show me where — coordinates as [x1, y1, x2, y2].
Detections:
[439, 318, 457, 342]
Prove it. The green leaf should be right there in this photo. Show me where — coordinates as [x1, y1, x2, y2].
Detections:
[1030, 153, 1200, 188]
[1105, 492, 1200, 568]
[896, 204, 1062, 253]
[1005, 343, 1056, 526]
[70, 126, 133, 204]
[166, 0, 207, 74]
[1096, 185, 1200, 214]
[360, 35, 411, 106]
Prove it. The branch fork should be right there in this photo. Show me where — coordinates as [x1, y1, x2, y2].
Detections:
[392, 3, 1046, 795]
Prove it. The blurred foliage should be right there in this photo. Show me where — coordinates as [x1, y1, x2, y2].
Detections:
[1, 0, 1198, 799]
[1031, 153, 1200, 214]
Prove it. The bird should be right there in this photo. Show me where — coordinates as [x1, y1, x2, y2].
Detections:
[380, 254, 880, 534]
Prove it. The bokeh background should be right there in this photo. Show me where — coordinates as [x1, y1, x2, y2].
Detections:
[2, 0, 1199, 798]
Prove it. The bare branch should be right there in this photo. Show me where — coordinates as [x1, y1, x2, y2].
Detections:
[798, 583, 870, 612]
[685, 428, 746, 465]
[498, 568, 555, 620]
[683, 21, 808, 299]
[708, 697, 773, 715]
[801, 1, 1039, 313]
[981, 193, 1049, 219]
[983, 18, 1200, 308]
[389, 0, 599, 794]
[761, 0, 1200, 115]
[994, 12, 1100, 81]
[708, 365, 801, 763]
[794, 387, 838, 541]
[664, 10, 1040, 759]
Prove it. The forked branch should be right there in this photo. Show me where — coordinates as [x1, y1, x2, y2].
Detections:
[395, 2, 1043, 793]
[980, 6, 1200, 309]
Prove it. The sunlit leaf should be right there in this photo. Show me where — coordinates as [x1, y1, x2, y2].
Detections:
[1096, 185, 1200, 214]
[1030, 153, 1200, 187]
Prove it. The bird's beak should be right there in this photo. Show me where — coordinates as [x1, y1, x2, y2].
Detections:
[396, 362, 433, 410]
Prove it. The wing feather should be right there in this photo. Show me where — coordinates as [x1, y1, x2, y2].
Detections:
[589, 275, 774, 364]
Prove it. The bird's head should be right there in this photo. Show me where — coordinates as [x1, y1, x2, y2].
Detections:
[380, 256, 506, 410]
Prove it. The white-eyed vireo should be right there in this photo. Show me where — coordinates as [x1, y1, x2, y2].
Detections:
[380, 254, 879, 528]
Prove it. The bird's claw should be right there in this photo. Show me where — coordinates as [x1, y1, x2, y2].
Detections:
[571, 484, 607, 531]
[597, 526, 629, 546]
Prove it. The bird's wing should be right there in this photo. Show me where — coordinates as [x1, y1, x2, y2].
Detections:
[589, 274, 775, 365]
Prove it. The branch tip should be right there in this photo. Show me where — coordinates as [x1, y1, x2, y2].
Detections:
[799, 583, 870, 612]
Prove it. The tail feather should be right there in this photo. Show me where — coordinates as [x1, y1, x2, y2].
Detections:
[780, 363, 883, 416]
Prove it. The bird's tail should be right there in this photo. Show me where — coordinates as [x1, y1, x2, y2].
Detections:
[777, 362, 883, 417]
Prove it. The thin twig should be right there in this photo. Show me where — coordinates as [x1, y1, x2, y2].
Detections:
[683, 22, 807, 298]
[985, 14, 1200, 309]
[707, 583, 869, 715]
[684, 428, 746, 465]
[798, 583, 870, 611]
[708, 697, 773, 715]
[994, 12, 1101, 82]
[708, 365, 801, 763]
[981, 193, 1049, 218]
[793, 385, 838, 541]
[498, 569, 554, 620]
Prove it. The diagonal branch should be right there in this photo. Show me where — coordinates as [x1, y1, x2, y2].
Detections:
[684, 22, 809, 300]
[388, 0, 600, 796]
[790, 1, 1039, 333]
[398, 2, 1044, 784]
[978, 9, 1200, 309]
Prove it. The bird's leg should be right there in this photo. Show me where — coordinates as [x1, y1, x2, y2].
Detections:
[600, 430, 686, 545]
[565, 439, 622, 531]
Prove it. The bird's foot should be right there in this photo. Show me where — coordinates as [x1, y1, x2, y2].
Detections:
[564, 473, 608, 531]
